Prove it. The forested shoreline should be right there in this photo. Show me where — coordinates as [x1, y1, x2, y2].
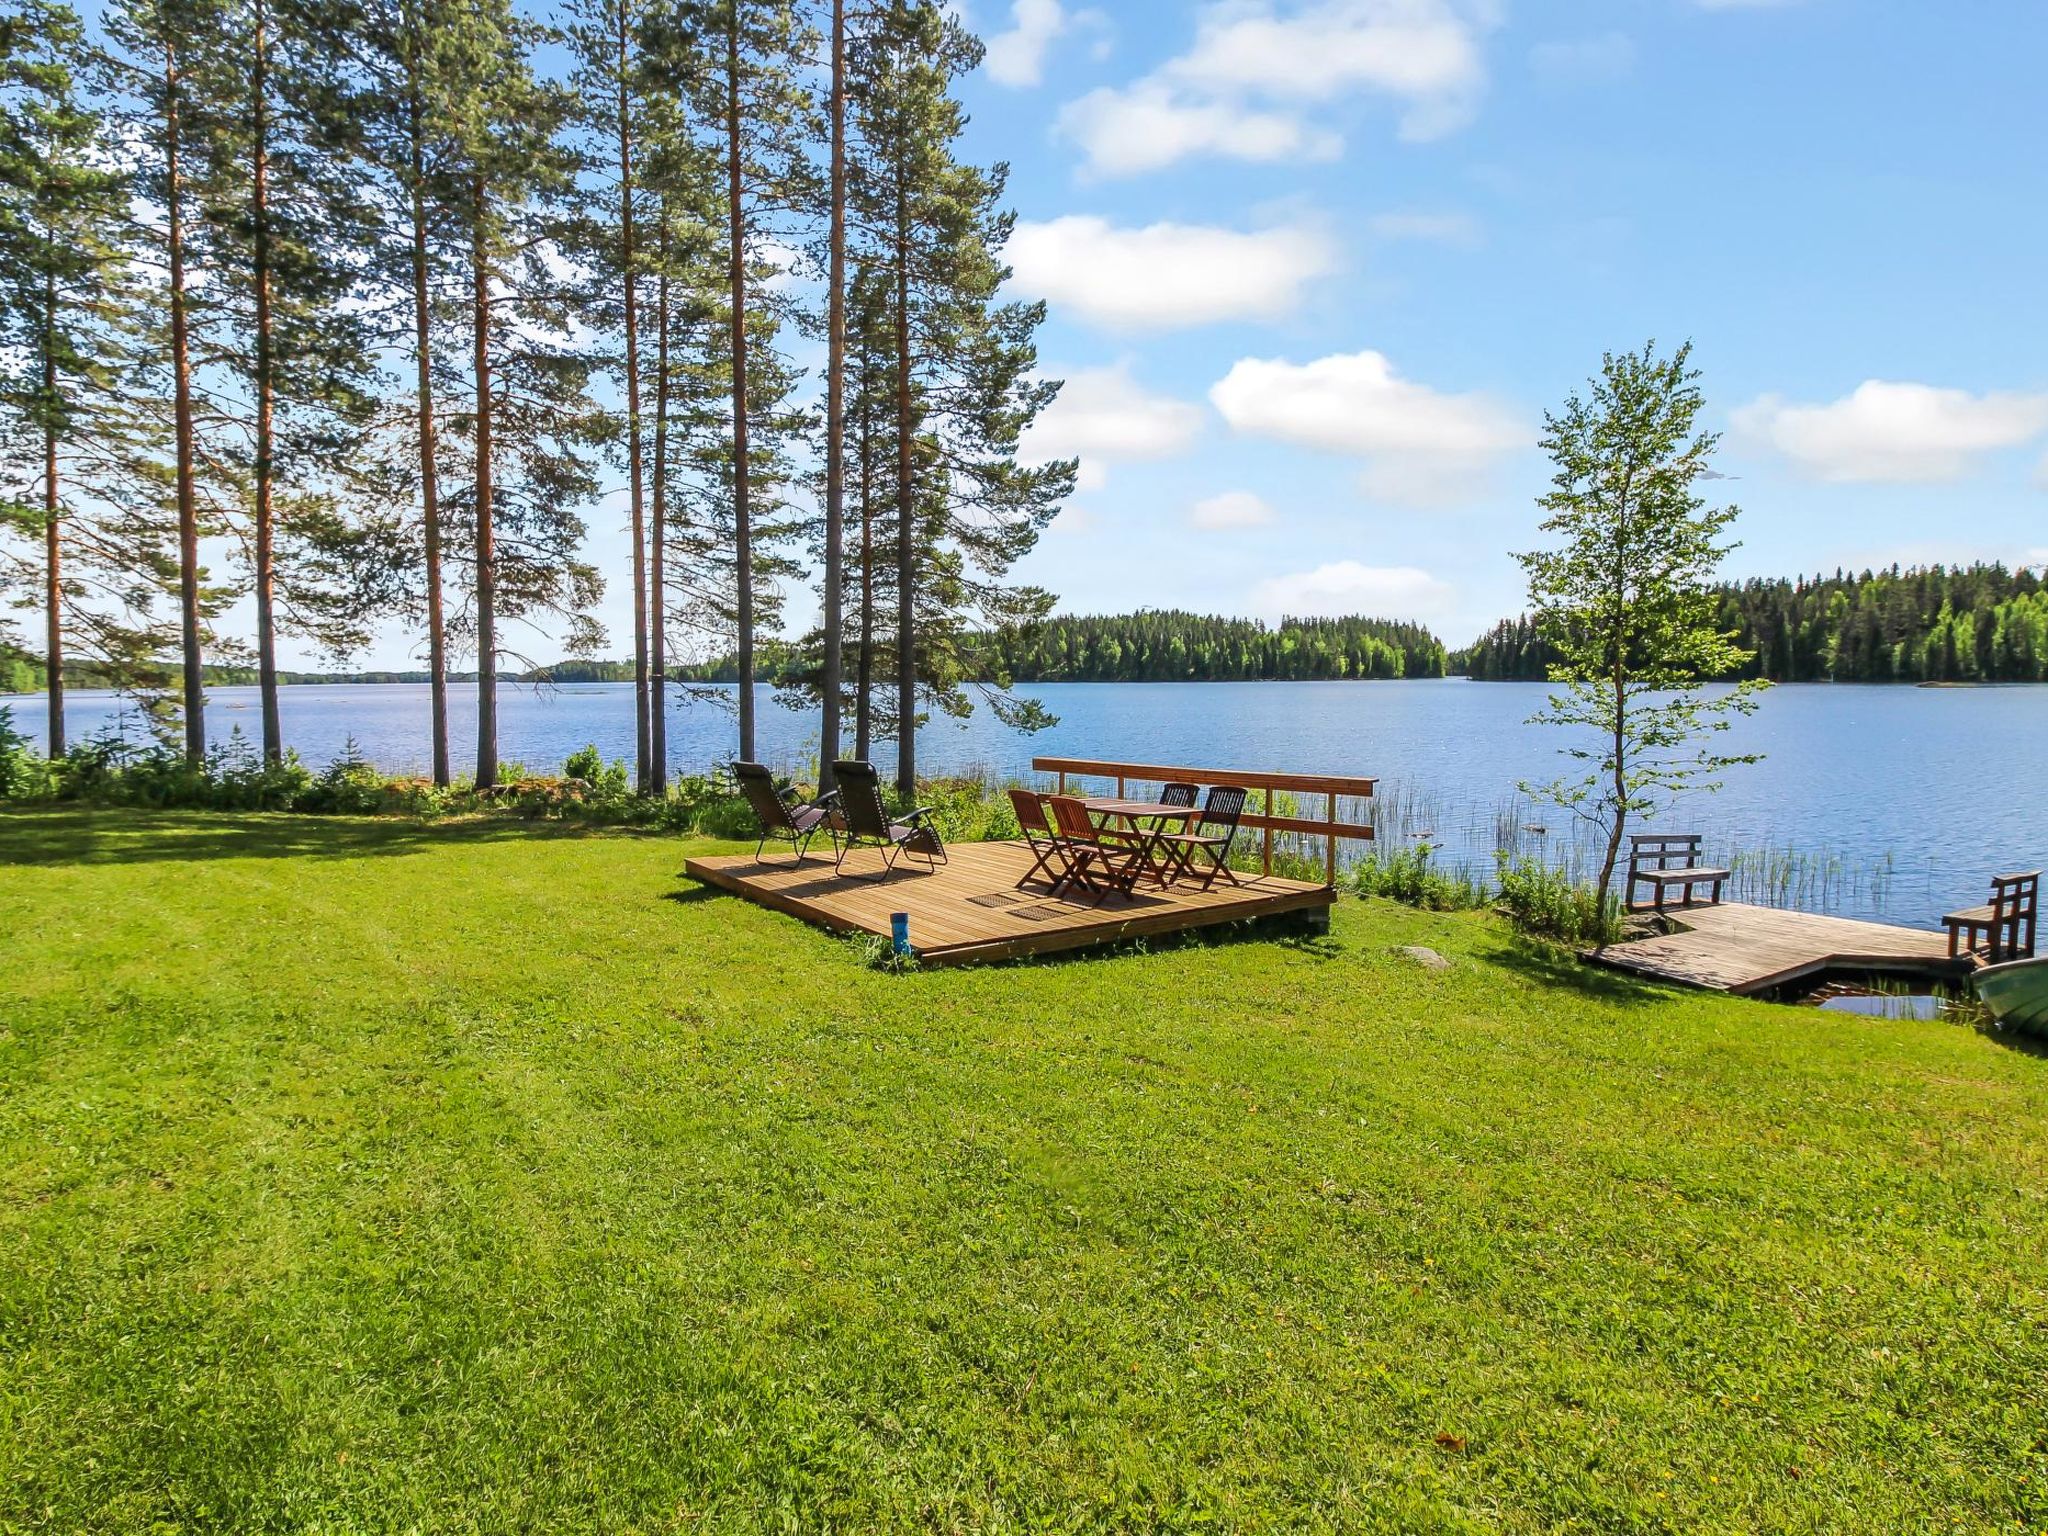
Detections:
[1456, 563, 2048, 684]
[0, 0, 1070, 793]
[17, 561, 2048, 695]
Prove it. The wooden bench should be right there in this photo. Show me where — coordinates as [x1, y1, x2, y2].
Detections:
[1943, 870, 2040, 963]
[1626, 834, 1730, 914]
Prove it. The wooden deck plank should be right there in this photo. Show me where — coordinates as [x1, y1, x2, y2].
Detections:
[1589, 902, 1972, 995]
[683, 840, 1334, 966]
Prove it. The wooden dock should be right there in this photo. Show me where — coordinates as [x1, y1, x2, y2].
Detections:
[1589, 901, 1974, 995]
[684, 839, 1334, 967]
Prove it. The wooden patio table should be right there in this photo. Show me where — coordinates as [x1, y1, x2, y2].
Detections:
[1079, 798, 1199, 888]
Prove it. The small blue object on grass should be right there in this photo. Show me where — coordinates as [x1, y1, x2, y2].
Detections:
[890, 912, 911, 958]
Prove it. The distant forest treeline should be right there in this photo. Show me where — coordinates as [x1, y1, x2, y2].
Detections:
[1455, 563, 2048, 683]
[16, 565, 2045, 699]
[979, 612, 1450, 682]
[638, 613, 1453, 685]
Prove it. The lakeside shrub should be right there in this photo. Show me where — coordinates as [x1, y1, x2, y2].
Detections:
[0, 708, 57, 800]
[1494, 854, 1625, 946]
[0, 729, 1050, 850]
[1344, 844, 1489, 911]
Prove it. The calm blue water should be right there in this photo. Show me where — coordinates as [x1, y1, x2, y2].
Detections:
[7, 678, 2046, 925]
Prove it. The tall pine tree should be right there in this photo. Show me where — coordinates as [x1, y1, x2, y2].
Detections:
[0, 0, 172, 750]
[848, 0, 1070, 792]
[441, 0, 604, 786]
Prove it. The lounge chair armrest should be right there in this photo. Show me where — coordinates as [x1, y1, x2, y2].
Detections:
[902, 805, 938, 824]
[814, 789, 842, 808]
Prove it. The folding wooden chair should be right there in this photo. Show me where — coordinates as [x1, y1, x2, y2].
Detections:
[1046, 794, 1147, 904]
[1153, 785, 1249, 889]
[1007, 788, 1075, 891]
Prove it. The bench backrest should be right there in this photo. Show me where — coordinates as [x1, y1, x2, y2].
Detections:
[1629, 834, 1703, 872]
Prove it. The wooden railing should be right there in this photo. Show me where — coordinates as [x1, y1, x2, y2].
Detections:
[1031, 756, 1377, 887]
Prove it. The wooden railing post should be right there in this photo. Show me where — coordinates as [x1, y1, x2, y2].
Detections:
[1028, 758, 1379, 887]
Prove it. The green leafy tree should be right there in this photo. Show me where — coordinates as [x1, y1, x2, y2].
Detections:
[1518, 342, 1766, 910]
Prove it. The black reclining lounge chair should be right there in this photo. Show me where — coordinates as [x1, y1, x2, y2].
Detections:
[829, 760, 947, 881]
[731, 760, 838, 863]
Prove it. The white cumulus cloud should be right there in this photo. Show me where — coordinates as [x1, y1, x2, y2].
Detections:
[984, 0, 1105, 87]
[1005, 215, 1338, 331]
[1190, 491, 1276, 530]
[1731, 381, 2048, 483]
[1210, 349, 1530, 505]
[1056, 83, 1337, 178]
[1169, 0, 1488, 110]
[1056, 0, 1495, 177]
[1250, 561, 1455, 622]
[1021, 363, 1205, 491]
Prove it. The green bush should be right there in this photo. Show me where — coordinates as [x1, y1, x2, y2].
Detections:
[0, 707, 56, 800]
[300, 740, 390, 815]
[1494, 854, 1624, 946]
[1345, 843, 1489, 911]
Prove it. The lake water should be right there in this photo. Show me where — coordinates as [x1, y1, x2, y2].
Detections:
[7, 678, 2046, 927]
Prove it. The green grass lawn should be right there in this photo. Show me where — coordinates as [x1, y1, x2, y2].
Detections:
[3, 807, 2045, 1533]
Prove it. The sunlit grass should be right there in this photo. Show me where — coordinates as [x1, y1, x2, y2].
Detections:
[3, 806, 2045, 1532]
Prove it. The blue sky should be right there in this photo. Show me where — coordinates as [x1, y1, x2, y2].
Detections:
[296, 0, 2045, 670]
[945, 0, 2048, 649]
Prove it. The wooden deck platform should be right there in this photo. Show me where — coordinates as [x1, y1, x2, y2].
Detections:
[1589, 901, 1975, 995]
[683, 840, 1334, 967]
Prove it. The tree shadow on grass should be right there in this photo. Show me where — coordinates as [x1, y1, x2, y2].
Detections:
[1475, 933, 1680, 1009]
[0, 807, 607, 868]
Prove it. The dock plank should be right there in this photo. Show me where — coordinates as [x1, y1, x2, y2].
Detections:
[1590, 902, 1971, 995]
[683, 840, 1333, 966]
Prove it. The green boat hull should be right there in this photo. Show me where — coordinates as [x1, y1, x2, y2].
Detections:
[1975, 957, 2048, 1034]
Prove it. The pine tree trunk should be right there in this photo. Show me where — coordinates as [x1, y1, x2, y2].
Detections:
[617, 0, 649, 793]
[471, 176, 498, 789]
[724, 13, 754, 761]
[892, 181, 914, 798]
[42, 273, 62, 758]
[251, 0, 283, 763]
[164, 40, 206, 765]
[407, 77, 450, 787]
[819, 0, 845, 789]
[855, 374, 872, 761]
[649, 252, 668, 794]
